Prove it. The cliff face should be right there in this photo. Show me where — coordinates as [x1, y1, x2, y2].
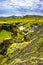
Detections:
[0, 16, 43, 65]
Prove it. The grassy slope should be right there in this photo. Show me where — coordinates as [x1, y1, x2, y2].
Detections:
[0, 16, 43, 65]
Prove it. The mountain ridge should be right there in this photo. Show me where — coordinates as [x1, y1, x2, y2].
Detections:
[0, 15, 43, 19]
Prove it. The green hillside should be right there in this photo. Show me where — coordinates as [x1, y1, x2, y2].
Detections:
[0, 16, 43, 65]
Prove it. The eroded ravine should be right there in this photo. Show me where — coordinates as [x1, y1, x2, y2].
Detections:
[0, 22, 43, 65]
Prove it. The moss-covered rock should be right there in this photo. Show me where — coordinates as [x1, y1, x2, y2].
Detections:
[0, 17, 43, 65]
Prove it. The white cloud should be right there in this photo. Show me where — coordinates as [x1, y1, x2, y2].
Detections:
[0, 0, 40, 9]
[0, 0, 14, 9]
[10, 0, 39, 7]
[0, 0, 43, 16]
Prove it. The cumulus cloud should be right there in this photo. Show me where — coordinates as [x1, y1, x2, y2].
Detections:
[0, 0, 43, 16]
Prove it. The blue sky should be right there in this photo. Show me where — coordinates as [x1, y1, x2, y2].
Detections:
[0, 0, 43, 16]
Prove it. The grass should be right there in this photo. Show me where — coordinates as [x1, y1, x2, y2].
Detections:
[0, 30, 12, 43]
[0, 15, 43, 65]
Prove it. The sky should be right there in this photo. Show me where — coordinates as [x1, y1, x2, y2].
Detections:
[0, 0, 43, 17]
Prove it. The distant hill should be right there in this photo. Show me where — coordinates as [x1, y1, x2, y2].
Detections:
[23, 15, 43, 18]
[0, 15, 43, 19]
[0, 15, 21, 19]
